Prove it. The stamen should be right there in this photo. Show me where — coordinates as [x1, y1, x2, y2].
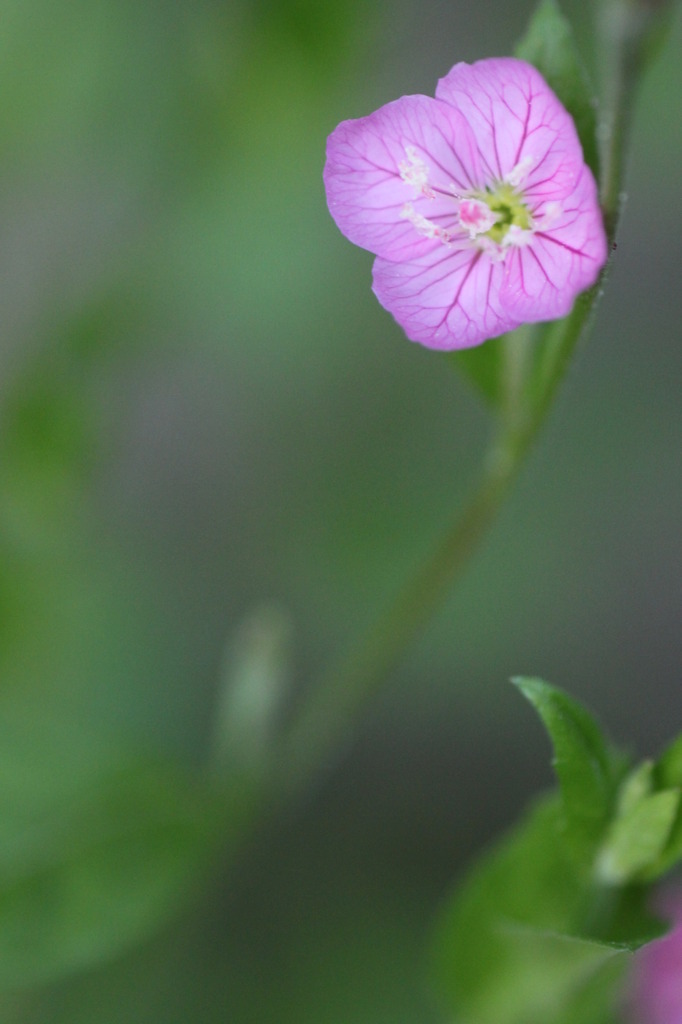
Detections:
[400, 202, 452, 243]
[535, 201, 562, 230]
[500, 224, 534, 248]
[476, 236, 507, 262]
[398, 145, 435, 198]
[505, 154, 534, 188]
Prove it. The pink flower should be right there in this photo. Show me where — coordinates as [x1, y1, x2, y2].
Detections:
[324, 57, 607, 350]
[627, 891, 682, 1024]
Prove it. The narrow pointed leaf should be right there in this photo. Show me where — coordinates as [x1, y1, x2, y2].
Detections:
[655, 733, 682, 789]
[617, 760, 654, 817]
[512, 677, 621, 857]
[596, 789, 680, 884]
[645, 816, 682, 880]
[642, 733, 682, 877]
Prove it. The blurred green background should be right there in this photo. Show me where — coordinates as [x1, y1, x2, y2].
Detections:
[0, 0, 679, 1020]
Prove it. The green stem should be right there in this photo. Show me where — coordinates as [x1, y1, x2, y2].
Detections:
[279, 257, 608, 796]
[279, 427, 523, 793]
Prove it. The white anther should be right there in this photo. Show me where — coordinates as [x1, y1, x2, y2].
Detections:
[398, 146, 435, 198]
[501, 224, 534, 248]
[535, 201, 561, 230]
[505, 154, 534, 188]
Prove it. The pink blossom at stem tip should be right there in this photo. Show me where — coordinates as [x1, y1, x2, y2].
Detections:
[324, 57, 607, 350]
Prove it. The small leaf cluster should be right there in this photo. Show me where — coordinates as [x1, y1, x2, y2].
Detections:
[431, 678, 682, 1024]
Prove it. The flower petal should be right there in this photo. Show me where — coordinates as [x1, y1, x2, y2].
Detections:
[323, 94, 481, 262]
[436, 58, 583, 198]
[500, 166, 607, 322]
[372, 243, 518, 350]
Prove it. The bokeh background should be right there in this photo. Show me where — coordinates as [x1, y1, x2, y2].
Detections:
[0, 0, 679, 1020]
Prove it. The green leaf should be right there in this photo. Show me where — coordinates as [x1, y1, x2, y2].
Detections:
[596, 788, 680, 884]
[431, 686, 667, 1024]
[655, 733, 682, 789]
[431, 796, 652, 1024]
[515, 0, 600, 180]
[447, 332, 510, 408]
[616, 760, 654, 816]
[450, 317, 543, 419]
[642, 733, 682, 878]
[647, 813, 682, 879]
[512, 678, 622, 859]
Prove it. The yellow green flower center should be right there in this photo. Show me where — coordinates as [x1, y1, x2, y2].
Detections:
[475, 182, 532, 243]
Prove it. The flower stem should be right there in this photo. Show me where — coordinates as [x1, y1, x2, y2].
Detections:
[278, 421, 531, 795]
[278, 275, 599, 796]
[274, 0, 669, 800]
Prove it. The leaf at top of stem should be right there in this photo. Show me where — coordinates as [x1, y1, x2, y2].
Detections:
[596, 787, 680, 885]
[640, 732, 682, 878]
[512, 677, 624, 861]
[654, 732, 682, 790]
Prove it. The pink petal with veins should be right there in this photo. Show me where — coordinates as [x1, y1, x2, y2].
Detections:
[372, 243, 518, 350]
[436, 58, 583, 197]
[323, 94, 481, 262]
[501, 167, 607, 322]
